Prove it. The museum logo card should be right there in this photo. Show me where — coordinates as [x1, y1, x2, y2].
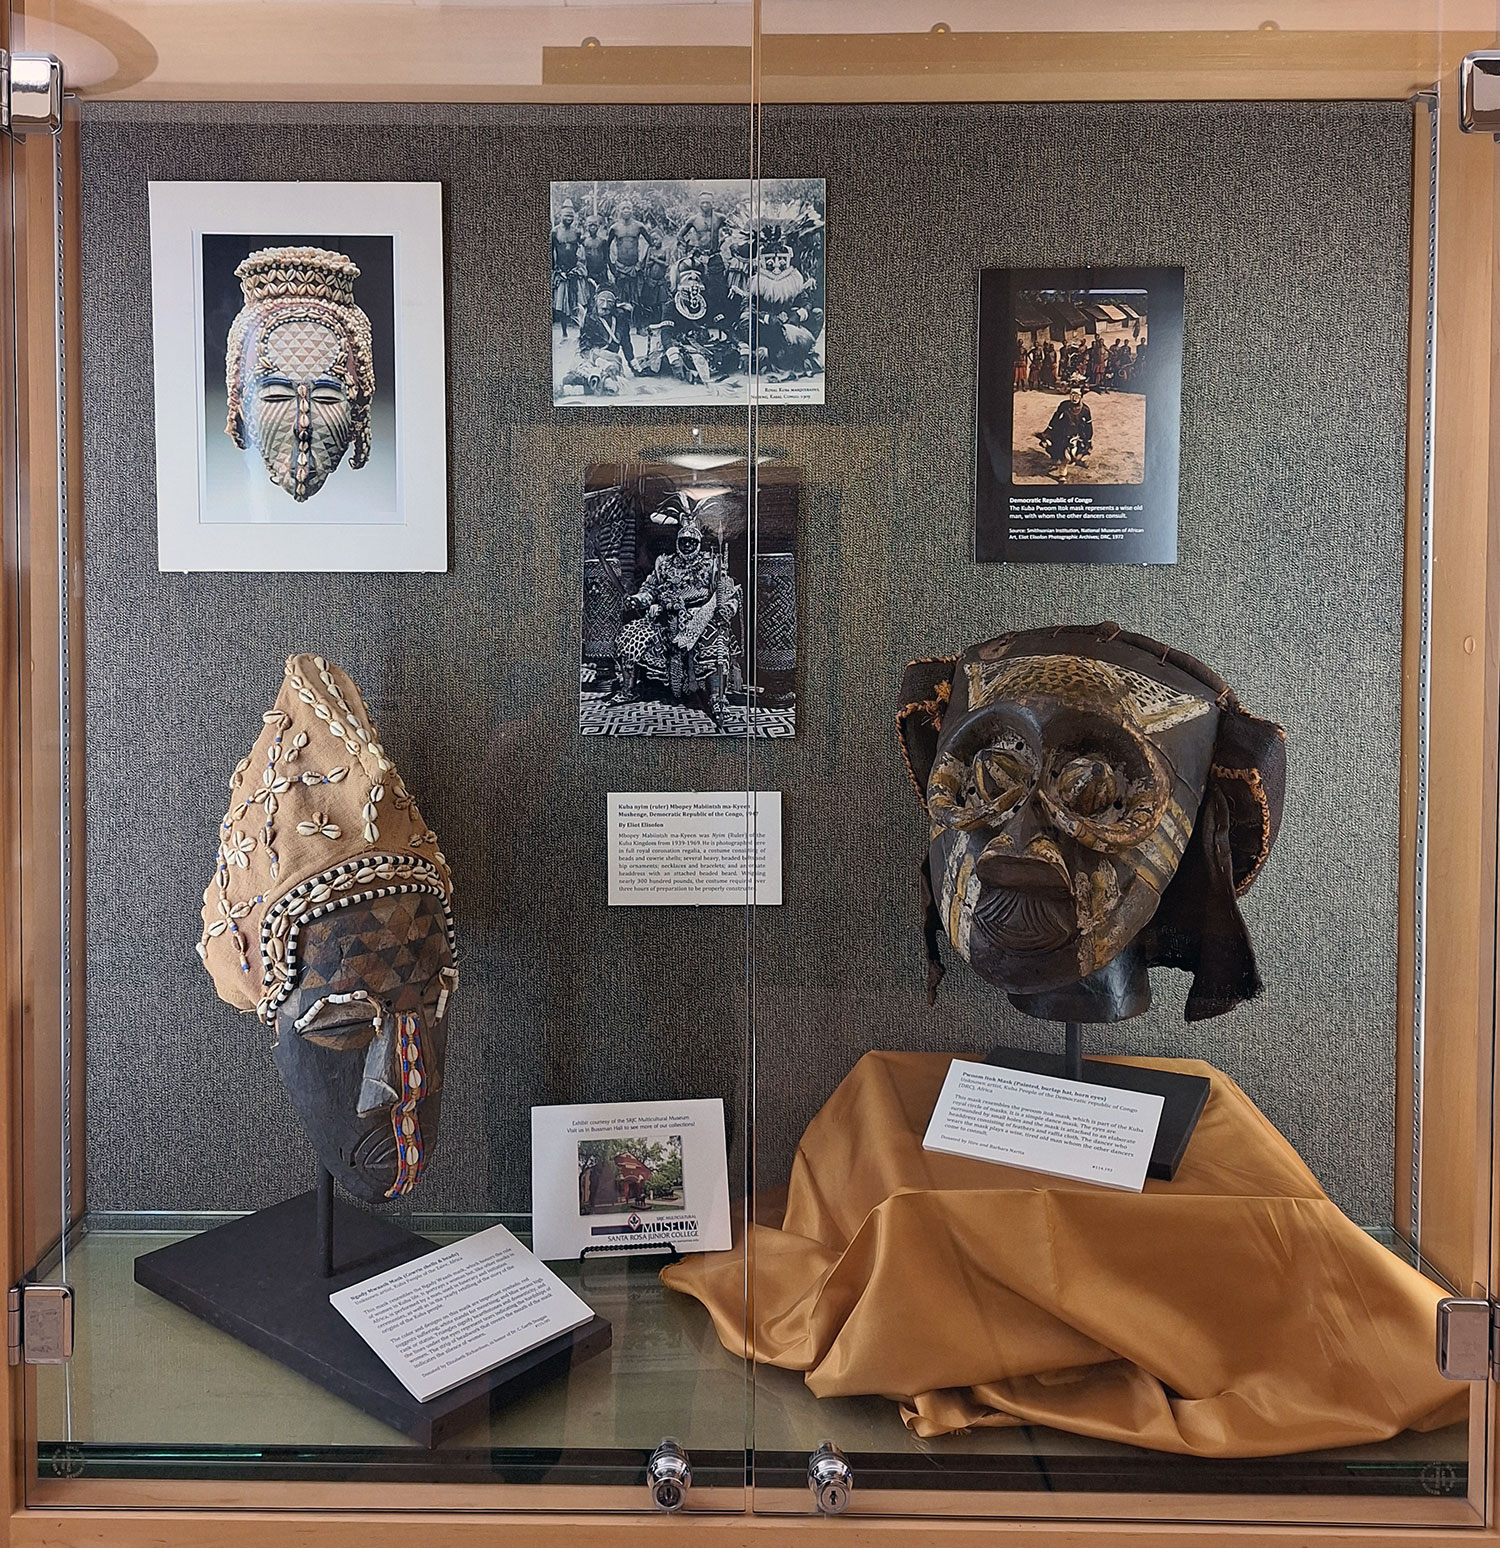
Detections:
[531, 1098, 732, 1261]
[974, 265, 1185, 564]
[923, 1058, 1163, 1193]
[329, 1222, 594, 1404]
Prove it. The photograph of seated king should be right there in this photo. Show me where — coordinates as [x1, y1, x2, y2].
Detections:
[580, 458, 798, 738]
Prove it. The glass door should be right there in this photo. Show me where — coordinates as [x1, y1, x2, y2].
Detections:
[7, 0, 759, 1515]
[737, 3, 1499, 1526]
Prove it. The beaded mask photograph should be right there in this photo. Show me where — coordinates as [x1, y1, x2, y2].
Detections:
[198, 654, 458, 1203]
[203, 234, 395, 520]
[225, 245, 375, 502]
[150, 182, 447, 569]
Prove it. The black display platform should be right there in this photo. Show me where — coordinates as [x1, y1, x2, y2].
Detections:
[133, 1189, 611, 1447]
[984, 1045, 1210, 1181]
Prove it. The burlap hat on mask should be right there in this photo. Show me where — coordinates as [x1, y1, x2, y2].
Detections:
[198, 654, 454, 1027]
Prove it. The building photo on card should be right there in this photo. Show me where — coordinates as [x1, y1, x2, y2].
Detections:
[530, 1099, 732, 1262]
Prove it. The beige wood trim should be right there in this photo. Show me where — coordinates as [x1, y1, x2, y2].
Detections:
[7, 91, 87, 1532]
[7, 1508, 1500, 1546]
[21, 17, 1477, 105]
[12, 109, 87, 1280]
[751, 28, 1446, 100]
[15, 114, 63, 1278]
[14, 1472, 1482, 1527]
[1409, 45, 1498, 1298]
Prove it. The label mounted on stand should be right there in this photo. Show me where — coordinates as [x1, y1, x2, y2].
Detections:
[922, 1058, 1163, 1192]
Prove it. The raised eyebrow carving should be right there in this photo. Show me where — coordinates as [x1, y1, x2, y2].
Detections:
[293, 989, 382, 1033]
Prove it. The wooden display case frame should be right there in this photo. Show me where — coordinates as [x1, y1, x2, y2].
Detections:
[2, 9, 1499, 1544]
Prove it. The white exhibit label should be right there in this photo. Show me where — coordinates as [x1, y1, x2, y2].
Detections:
[922, 1058, 1164, 1193]
[329, 1223, 594, 1404]
[530, 1098, 733, 1263]
[608, 791, 781, 906]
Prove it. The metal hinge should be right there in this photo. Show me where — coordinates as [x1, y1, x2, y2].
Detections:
[7, 1284, 74, 1366]
[0, 51, 61, 136]
[1436, 1296, 1499, 1381]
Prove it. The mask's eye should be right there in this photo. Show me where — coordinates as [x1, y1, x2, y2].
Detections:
[301, 1020, 378, 1052]
[967, 740, 1032, 817]
[929, 731, 1037, 831]
[310, 384, 347, 405]
[1040, 738, 1169, 852]
[256, 384, 296, 404]
[1053, 755, 1121, 817]
[296, 998, 380, 1051]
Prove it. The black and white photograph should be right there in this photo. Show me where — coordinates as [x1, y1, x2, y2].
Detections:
[577, 1135, 685, 1217]
[150, 182, 447, 571]
[976, 266, 1184, 565]
[581, 458, 799, 738]
[551, 178, 825, 407]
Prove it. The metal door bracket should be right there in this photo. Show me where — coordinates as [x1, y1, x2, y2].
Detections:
[7, 1284, 74, 1365]
[0, 51, 62, 136]
[1460, 52, 1500, 135]
[1436, 1296, 1498, 1380]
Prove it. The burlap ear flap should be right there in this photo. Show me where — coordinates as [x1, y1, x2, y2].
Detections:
[1142, 784, 1264, 1022]
[1208, 702, 1288, 896]
[897, 656, 960, 807]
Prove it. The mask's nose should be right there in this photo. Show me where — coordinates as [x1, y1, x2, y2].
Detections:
[357, 1014, 400, 1115]
[291, 382, 315, 496]
[983, 785, 1049, 856]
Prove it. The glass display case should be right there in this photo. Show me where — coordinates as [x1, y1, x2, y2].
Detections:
[2, 1, 1499, 1542]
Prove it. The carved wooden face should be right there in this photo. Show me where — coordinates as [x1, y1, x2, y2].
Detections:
[927, 642, 1220, 995]
[272, 892, 455, 1203]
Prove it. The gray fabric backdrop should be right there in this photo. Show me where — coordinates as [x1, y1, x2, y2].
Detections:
[78, 100, 1411, 1224]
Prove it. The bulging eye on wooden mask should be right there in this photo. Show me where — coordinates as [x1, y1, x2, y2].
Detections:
[898, 623, 1286, 1023]
[198, 654, 457, 1203]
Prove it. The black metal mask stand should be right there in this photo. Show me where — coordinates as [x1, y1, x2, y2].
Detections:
[135, 1166, 610, 1446]
[987, 950, 1211, 1180]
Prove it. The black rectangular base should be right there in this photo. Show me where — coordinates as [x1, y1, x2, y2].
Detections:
[133, 1190, 610, 1447]
[983, 1046, 1210, 1181]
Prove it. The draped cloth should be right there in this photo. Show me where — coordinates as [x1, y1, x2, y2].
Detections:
[661, 1051, 1466, 1456]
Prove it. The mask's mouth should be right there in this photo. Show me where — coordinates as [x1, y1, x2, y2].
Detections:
[973, 857, 1077, 955]
[351, 1125, 398, 1173]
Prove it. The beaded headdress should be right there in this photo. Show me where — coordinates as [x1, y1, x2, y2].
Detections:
[198, 655, 454, 1027]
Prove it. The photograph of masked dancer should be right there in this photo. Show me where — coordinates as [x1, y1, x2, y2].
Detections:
[1010, 287, 1149, 485]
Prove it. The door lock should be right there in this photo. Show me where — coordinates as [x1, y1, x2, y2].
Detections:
[808, 1440, 853, 1514]
[646, 1436, 692, 1512]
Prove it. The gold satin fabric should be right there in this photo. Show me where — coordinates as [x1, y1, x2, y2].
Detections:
[662, 1051, 1466, 1455]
